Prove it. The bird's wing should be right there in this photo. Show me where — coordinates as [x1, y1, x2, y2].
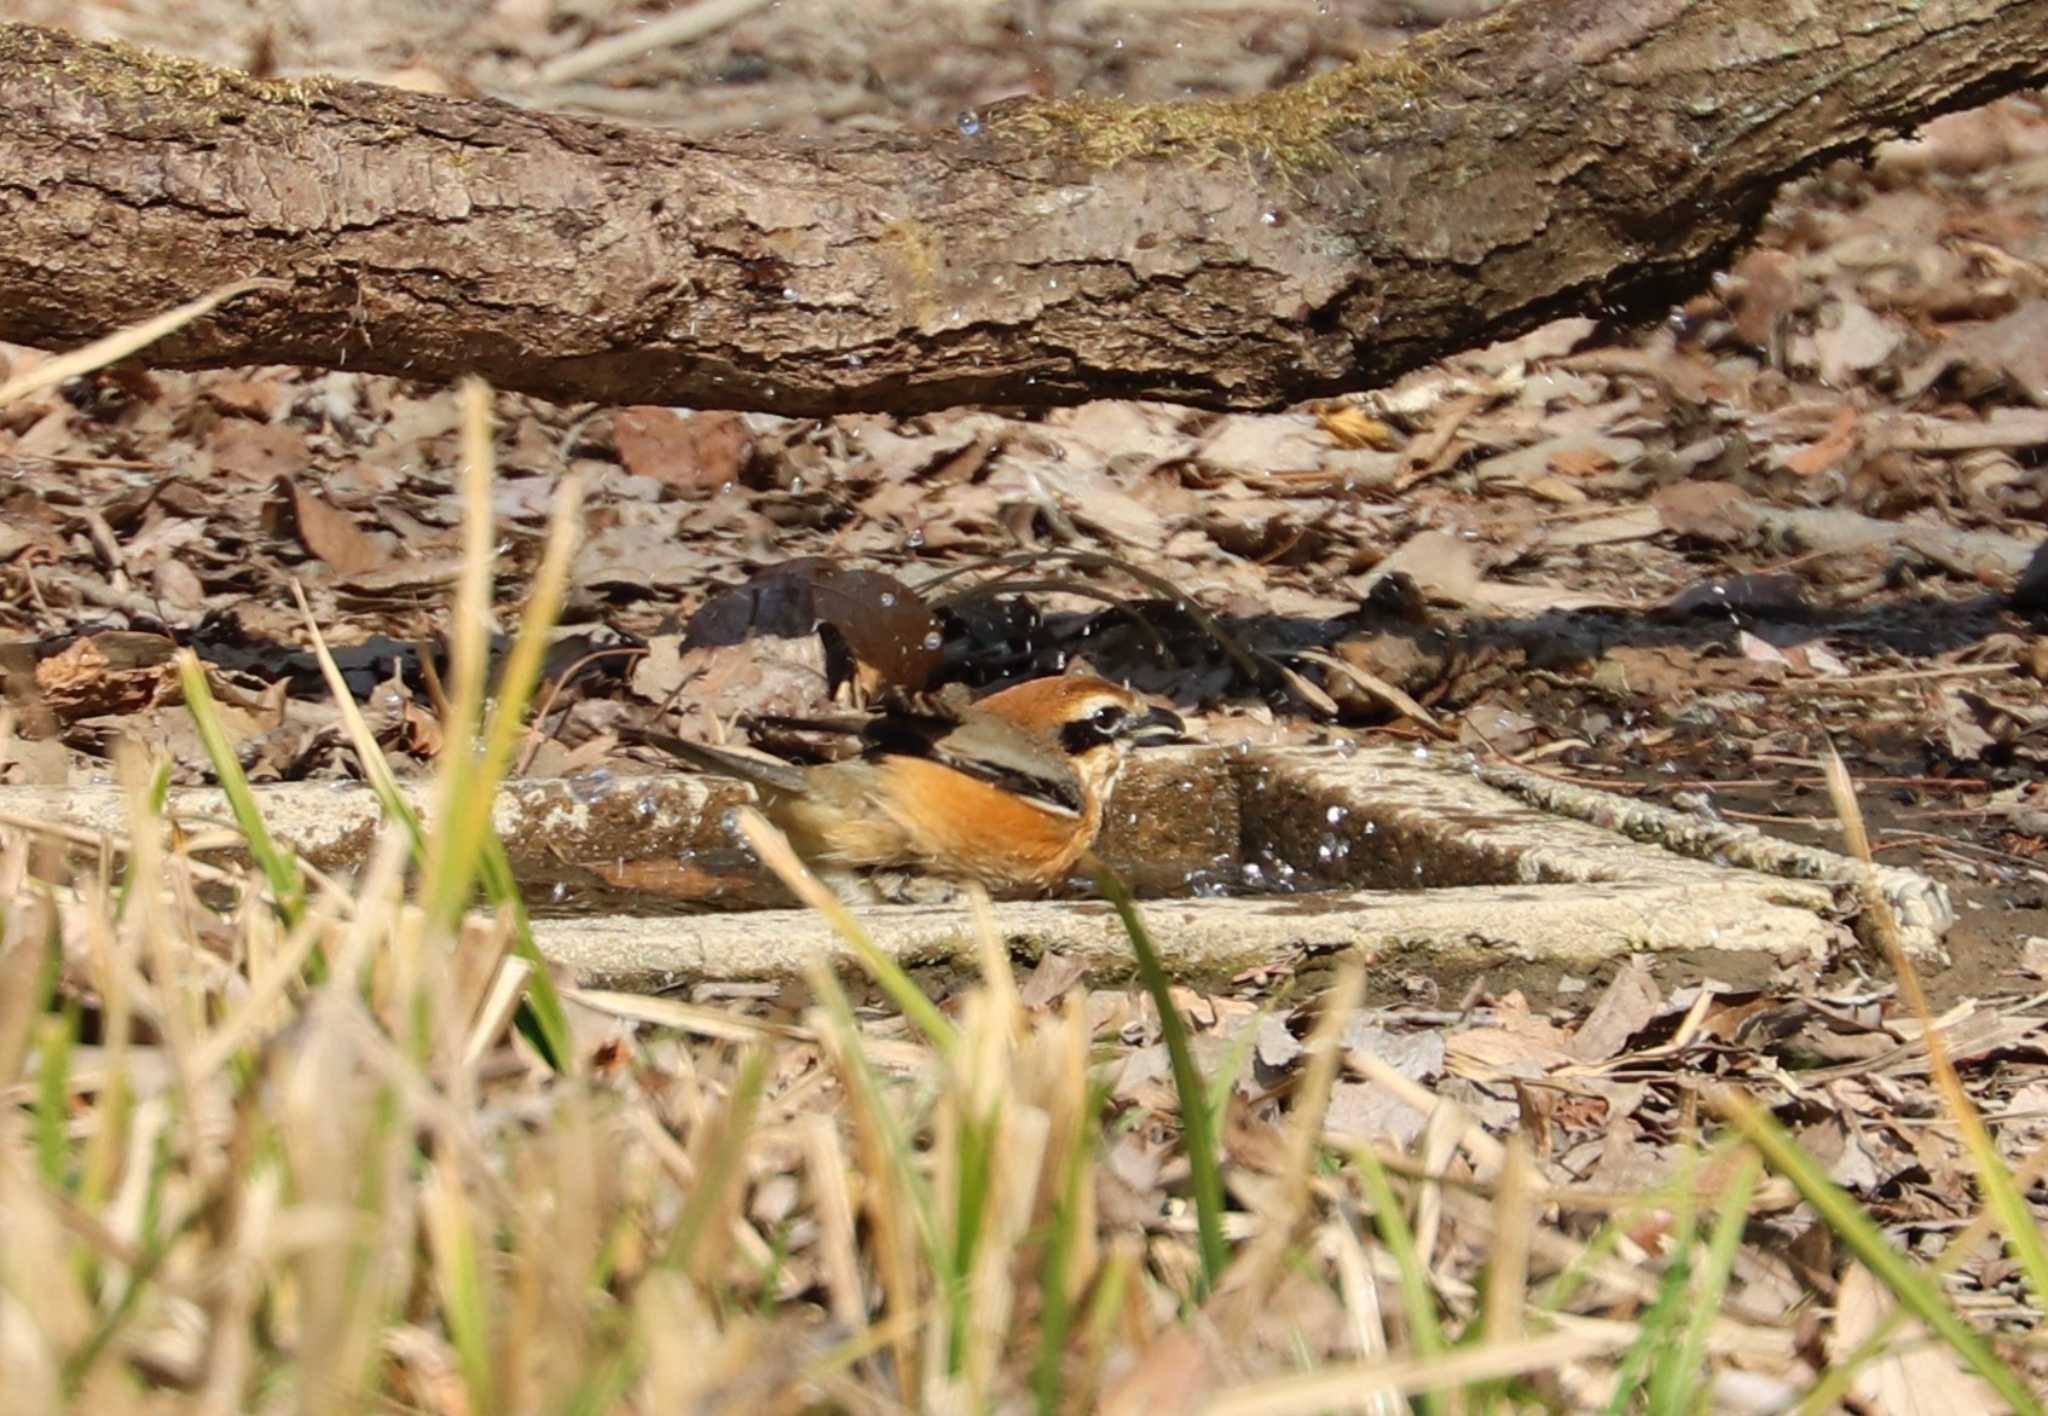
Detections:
[910, 713, 1087, 818]
[618, 726, 812, 796]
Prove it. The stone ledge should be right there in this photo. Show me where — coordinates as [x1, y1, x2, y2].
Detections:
[0, 739, 1950, 986]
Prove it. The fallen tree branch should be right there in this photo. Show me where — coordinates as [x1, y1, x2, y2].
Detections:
[0, 2, 2044, 415]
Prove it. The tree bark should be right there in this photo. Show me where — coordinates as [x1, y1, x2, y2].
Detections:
[0, 3, 2043, 417]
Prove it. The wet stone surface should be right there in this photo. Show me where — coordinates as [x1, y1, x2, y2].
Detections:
[0, 741, 1950, 986]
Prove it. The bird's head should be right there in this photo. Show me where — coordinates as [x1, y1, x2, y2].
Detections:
[976, 674, 1186, 795]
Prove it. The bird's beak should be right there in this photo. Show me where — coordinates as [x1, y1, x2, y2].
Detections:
[1130, 704, 1186, 744]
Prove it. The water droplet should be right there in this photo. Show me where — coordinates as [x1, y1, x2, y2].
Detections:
[957, 110, 982, 136]
[1335, 738, 1358, 758]
[550, 881, 570, 903]
[1362, 821, 1378, 836]
[1260, 210, 1279, 226]
[1411, 745, 1429, 761]
[1233, 739, 1252, 757]
[904, 527, 926, 550]
[781, 286, 799, 301]
[569, 768, 615, 804]
[922, 630, 943, 650]
[878, 591, 896, 607]
[1325, 805, 1348, 825]
[634, 793, 657, 822]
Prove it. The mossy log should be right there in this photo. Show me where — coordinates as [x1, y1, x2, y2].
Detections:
[0, 2, 2044, 415]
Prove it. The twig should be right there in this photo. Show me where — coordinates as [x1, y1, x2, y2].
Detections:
[536, 0, 778, 85]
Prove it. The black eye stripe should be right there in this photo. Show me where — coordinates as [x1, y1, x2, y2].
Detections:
[1059, 718, 1116, 754]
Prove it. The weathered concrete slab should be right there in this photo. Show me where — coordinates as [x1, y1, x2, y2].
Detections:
[0, 739, 1952, 986]
[0, 748, 1238, 894]
[533, 878, 1845, 992]
[1236, 747, 1950, 945]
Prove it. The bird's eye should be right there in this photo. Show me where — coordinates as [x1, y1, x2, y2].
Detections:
[1089, 703, 1129, 732]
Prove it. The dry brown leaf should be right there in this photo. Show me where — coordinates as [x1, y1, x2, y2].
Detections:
[33, 632, 181, 720]
[1546, 445, 1617, 477]
[286, 478, 389, 576]
[1813, 296, 1903, 385]
[152, 557, 207, 613]
[211, 420, 310, 481]
[1652, 482, 1764, 544]
[202, 375, 289, 421]
[1099, 1328, 1212, 1416]
[1566, 957, 1661, 1062]
[614, 408, 752, 497]
[1780, 405, 1859, 477]
[1524, 474, 1590, 505]
[1825, 1265, 2004, 1413]
[1317, 404, 1400, 450]
[1727, 248, 1800, 349]
[1366, 530, 1481, 605]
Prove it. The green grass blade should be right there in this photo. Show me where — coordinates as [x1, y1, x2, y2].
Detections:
[287, 583, 575, 1076]
[34, 1009, 76, 1189]
[478, 837, 572, 1072]
[1033, 1078, 1106, 1416]
[807, 959, 949, 1282]
[1714, 1085, 2040, 1415]
[178, 651, 307, 931]
[1094, 865, 1228, 1292]
[1352, 1144, 1445, 1362]
[1653, 1152, 1759, 1416]
[948, 1105, 999, 1373]
[666, 1045, 771, 1273]
[1616, 1246, 1693, 1416]
[426, 1165, 496, 1413]
[733, 807, 958, 1057]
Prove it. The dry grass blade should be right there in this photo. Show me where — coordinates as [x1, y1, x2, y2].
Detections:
[1484, 1135, 1533, 1345]
[1204, 1328, 1629, 1415]
[561, 986, 811, 1043]
[1290, 647, 1448, 736]
[1220, 963, 1364, 1309]
[535, 0, 776, 84]
[1712, 1084, 2040, 1413]
[0, 278, 286, 409]
[1801, 743, 2048, 1404]
[734, 805, 957, 1056]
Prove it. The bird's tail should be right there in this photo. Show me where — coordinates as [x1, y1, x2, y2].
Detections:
[620, 726, 811, 796]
